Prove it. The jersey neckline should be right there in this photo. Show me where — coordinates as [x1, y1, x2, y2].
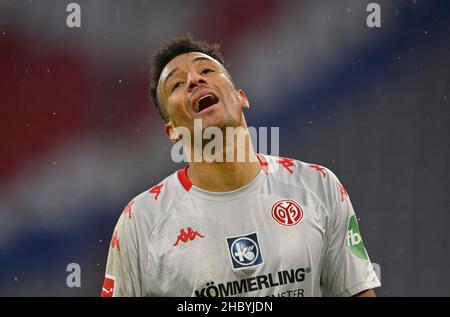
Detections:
[176, 154, 269, 201]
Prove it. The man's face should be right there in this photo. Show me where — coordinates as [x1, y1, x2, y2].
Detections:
[157, 52, 249, 137]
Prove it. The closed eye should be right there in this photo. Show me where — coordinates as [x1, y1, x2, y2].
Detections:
[200, 68, 214, 75]
[172, 81, 183, 92]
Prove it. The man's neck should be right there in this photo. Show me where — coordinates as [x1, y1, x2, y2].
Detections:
[186, 150, 262, 192]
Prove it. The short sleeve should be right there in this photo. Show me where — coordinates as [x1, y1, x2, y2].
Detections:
[320, 171, 381, 296]
[101, 200, 142, 297]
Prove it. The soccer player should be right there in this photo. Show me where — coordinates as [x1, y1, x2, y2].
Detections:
[101, 35, 381, 297]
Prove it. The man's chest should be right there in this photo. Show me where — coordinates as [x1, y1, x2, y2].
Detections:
[145, 191, 329, 296]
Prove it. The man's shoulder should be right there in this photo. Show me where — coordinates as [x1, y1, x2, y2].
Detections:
[115, 169, 188, 230]
[262, 154, 342, 203]
[262, 154, 338, 183]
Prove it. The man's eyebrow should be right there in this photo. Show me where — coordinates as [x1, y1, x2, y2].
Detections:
[163, 56, 216, 91]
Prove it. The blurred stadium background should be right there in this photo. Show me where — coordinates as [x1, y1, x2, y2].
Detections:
[0, 0, 449, 296]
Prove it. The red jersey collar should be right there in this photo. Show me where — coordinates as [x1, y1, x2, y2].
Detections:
[177, 153, 268, 192]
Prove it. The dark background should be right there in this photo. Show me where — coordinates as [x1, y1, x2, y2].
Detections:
[0, 0, 449, 296]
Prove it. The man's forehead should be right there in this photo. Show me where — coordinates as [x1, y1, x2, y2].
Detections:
[159, 52, 220, 80]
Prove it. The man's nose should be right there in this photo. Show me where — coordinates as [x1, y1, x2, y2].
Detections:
[187, 71, 207, 92]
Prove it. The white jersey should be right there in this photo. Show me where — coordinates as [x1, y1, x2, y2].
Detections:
[101, 154, 380, 297]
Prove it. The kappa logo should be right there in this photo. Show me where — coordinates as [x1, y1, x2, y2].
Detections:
[226, 232, 263, 270]
[173, 227, 205, 246]
[110, 229, 120, 251]
[149, 184, 164, 200]
[309, 165, 327, 178]
[122, 199, 135, 219]
[339, 182, 348, 202]
[100, 275, 115, 297]
[271, 199, 304, 226]
[276, 158, 294, 174]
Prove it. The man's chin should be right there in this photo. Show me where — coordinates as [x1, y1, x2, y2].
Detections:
[200, 118, 237, 132]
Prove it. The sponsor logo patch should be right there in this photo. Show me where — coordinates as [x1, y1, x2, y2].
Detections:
[346, 215, 368, 260]
[101, 275, 115, 297]
[226, 232, 263, 270]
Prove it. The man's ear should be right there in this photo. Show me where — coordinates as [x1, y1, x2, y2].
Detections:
[164, 121, 181, 143]
[238, 89, 250, 109]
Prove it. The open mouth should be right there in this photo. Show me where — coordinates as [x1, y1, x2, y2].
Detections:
[194, 93, 219, 113]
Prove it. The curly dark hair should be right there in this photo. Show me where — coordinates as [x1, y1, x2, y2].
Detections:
[149, 34, 227, 122]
